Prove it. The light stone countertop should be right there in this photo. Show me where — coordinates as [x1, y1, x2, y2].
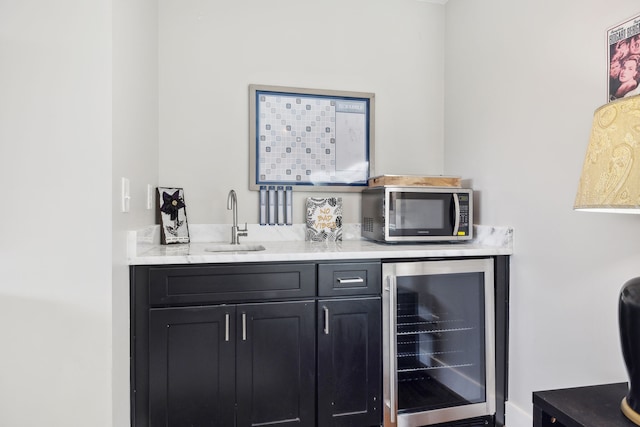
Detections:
[128, 224, 513, 265]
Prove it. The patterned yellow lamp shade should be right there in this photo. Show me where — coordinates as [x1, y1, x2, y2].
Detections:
[574, 95, 640, 426]
[574, 95, 640, 213]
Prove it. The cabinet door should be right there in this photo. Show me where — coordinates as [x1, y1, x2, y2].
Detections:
[317, 297, 382, 427]
[148, 306, 236, 427]
[236, 301, 316, 427]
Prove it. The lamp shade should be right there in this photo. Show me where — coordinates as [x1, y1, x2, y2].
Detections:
[574, 95, 640, 213]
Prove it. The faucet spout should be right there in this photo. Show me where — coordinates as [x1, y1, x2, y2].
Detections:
[227, 189, 247, 244]
[227, 190, 238, 229]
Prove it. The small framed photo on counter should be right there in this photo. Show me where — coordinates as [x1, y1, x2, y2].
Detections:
[305, 197, 342, 241]
[156, 187, 190, 244]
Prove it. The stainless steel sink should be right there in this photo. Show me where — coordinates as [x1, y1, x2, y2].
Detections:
[204, 244, 266, 253]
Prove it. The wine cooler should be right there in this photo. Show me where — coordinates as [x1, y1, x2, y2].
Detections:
[383, 258, 496, 427]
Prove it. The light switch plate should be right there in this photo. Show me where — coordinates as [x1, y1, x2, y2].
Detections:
[146, 184, 153, 210]
[121, 177, 130, 213]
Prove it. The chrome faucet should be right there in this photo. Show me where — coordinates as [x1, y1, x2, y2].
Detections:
[227, 189, 248, 244]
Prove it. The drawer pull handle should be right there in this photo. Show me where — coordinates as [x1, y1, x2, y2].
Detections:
[225, 313, 230, 342]
[242, 313, 247, 341]
[337, 277, 364, 284]
[323, 306, 330, 335]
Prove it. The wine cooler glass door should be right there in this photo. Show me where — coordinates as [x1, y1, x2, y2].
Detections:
[383, 258, 495, 427]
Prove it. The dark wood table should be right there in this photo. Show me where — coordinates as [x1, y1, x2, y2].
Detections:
[533, 382, 637, 427]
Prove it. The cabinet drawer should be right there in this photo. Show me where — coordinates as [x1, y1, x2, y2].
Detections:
[148, 263, 316, 306]
[318, 262, 381, 297]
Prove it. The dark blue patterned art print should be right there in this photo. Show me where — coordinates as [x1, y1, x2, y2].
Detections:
[249, 85, 375, 191]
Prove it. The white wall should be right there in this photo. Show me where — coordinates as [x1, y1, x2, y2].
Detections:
[0, 1, 113, 426]
[2, 1, 447, 425]
[444, 0, 640, 425]
[8, 1, 637, 426]
[112, 0, 158, 425]
[158, 0, 446, 225]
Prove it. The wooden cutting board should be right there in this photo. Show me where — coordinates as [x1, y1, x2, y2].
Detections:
[368, 175, 462, 187]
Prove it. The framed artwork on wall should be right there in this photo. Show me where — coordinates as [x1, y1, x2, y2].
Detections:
[156, 187, 190, 245]
[249, 84, 375, 192]
[607, 13, 640, 101]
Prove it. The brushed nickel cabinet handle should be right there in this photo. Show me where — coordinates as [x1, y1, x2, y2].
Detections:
[323, 306, 329, 335]
[337, 277, 364, 284]
[242, 313, 247, 341]
[225, 313, 230, 342]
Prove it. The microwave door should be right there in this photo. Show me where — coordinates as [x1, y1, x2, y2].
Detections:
[390, 192, 454, 237]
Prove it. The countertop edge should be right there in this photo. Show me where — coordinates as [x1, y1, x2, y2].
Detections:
[127, 224, 513, 265]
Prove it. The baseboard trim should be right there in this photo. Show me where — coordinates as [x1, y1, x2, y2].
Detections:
[505, 401, 532, 427]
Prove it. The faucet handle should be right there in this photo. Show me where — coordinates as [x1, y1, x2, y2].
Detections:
[236, 223, 248, 243]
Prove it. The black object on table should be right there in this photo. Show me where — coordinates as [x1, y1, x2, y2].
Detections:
[533, 382, 636, 427]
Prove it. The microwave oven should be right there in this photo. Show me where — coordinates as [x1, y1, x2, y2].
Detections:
[361, 186, 473, 243]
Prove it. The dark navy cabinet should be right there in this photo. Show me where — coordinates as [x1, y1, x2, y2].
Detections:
[148, 305, 236, 426]
[131, 261, 382, 427]
[236, 301, 316, 427]
[317, 297, 381, 427]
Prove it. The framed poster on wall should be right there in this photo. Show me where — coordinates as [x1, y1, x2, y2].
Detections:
[249, 84, 375, 192]
[607, 13, 640, 101]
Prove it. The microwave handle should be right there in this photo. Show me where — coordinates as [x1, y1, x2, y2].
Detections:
[452, 193, 460, 235]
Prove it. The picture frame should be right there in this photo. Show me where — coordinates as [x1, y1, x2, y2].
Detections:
[305, 197, 343, 242]
[607, 13, 640, 101]
[156, 187, 190, 245]
[249, 84, 375, 192]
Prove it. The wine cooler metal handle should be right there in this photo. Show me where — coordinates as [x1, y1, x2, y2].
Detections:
[323, 306, 330, 335]
[387, 275, 398, 424]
